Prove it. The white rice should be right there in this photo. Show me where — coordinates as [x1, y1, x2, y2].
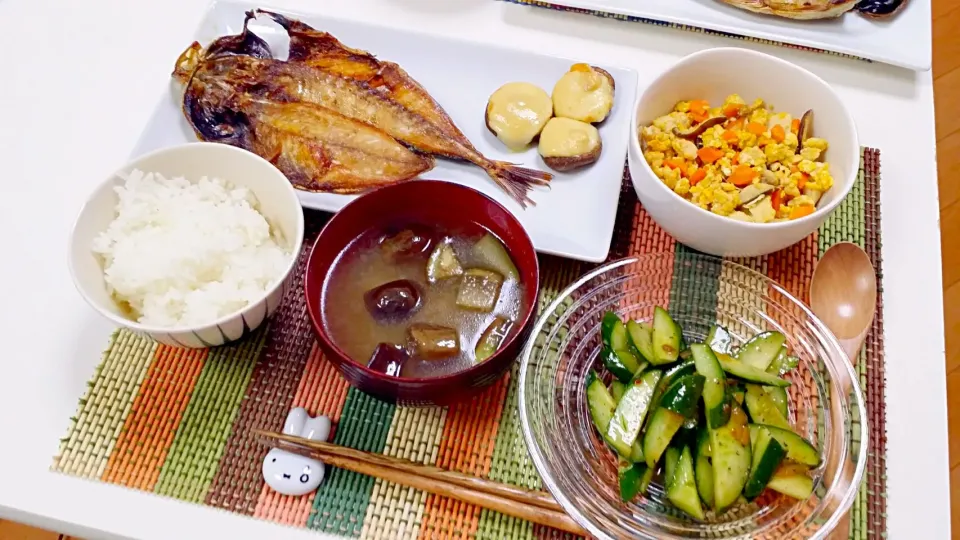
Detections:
[93, 169, 291, 328]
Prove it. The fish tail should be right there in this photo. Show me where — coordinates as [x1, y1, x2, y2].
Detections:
[484, 161, 553, 208]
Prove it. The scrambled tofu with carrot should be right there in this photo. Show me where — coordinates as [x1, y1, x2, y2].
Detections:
[639, 94, 834, 223]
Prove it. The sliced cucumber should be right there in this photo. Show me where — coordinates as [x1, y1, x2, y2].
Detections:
[690, 344, 731, 429]
[717, 353, 790, 387]
[638, 463, 655, 495]
[667, 446, 705, 520]
[652, 306, 682, 365]
[706, 325, 735, 355]
[586, 371, 617, 434]
[643, 407, 685, 468]
[744, 426, 786, 500]
[601, 312, 631, 352]
[610, 380, 626, 402]
[765, 386, 789, 418]
[710, 404, 752, 512]
[695, 429, 714, 508]
[627, 320, 656, 363]
[767, 471, 814, 500]
[607, 370, 662, 458]
[750, 424, 821, 467]
[664, 447, 681, 488]
[618, 461, 648, 502]
[659, 374, 705, 419]
[736, 331, 786, 371]
[744, 385, 791, 430]
[601, 347, 642, 383]
[649, 361, 696, 409]
[629, 440, 645, 463]
[768, 352, 800, 377]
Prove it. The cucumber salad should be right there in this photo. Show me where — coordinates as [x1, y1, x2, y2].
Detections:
[587, 307, 819, 520]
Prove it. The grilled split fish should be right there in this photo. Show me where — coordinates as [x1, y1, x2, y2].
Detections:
[174, 20, 432, 193]
[174, 12, 553, 207]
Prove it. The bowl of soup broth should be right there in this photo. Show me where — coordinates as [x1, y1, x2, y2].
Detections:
[304, 180, 539, 406]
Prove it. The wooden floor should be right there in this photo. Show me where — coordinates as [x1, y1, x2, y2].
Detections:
[935, 0, 960, 534]
[1, 3, 958, 539]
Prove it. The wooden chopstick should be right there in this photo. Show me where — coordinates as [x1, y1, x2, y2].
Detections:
[254, 430, 587, 536]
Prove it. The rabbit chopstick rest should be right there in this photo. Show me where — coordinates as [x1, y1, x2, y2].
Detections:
[262, 408, 332, 496]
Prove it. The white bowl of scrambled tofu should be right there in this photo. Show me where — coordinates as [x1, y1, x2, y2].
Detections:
[628, 47, 858, 257]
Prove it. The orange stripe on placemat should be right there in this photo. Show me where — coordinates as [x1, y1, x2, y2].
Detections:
[100, 345, 207, 490]
[253, 343, 351, 526]
[629, 203, 678, 256]
[620, 203, 677, 322]
[765, 233, 818, 302]
[417, 377, 510, 540]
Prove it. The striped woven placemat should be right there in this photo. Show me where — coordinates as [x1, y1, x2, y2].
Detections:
[53, 148, 886, 539]
[500, 0, 870, 63]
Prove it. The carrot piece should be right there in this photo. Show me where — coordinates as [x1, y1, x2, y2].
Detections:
[771, 189, 782, 211]
[789, 164, 800, 174]
[664, 158, 686, 170]
[798, 173, 809, 190]
[789, 204, 815, 220]
[690, 168, 707, 185]
[722, 103, 741, 118]
[731, 154, 739, 166]
[722, 130, 740, 143]
[746, 122, 766, 135]
[689, 111, 709, 124]
[689, 100, 710, 116]
[697, 147, 724, 164]
[771, 124, 786, 143]
[728, 165, 757, 186]
[791, 118, 800, 133]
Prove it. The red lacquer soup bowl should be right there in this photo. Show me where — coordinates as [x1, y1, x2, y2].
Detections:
[304, 180, 540, 406]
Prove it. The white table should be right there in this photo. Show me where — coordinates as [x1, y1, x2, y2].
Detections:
[0, 0, 947, 538]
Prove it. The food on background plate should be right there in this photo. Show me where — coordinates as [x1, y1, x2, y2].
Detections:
[92, 169, 291, 328]
[173, 11, 552, 208]
[855, 0, 909, 18]
[640, 95, 833, 223]
[485, 82, 554, 151]
[718, 0, 856, 19]
[718, 0, 907, 20]
[588, 309, 819, 519]
[538, 117, 602, 172]
[321, 222, 525, 379]
[551, 64, 616, 124]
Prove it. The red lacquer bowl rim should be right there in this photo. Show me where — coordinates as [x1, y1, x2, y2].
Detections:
[303, 179, 540, 386]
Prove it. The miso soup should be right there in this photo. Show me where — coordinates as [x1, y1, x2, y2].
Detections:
[321, 222, 526, 379]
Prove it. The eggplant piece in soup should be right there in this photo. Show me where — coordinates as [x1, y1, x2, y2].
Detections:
[364, 279, 421, 320]
[368, 343, 408, 377]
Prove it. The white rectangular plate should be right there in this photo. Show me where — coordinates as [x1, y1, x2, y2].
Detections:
[131, 0, 638, 263]
[543, 0, 930, 72]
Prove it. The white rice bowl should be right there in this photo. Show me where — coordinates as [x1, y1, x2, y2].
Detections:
[92, 169, 292, 328]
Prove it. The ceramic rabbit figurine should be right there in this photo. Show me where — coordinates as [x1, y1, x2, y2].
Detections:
[261, 408, 331, 496]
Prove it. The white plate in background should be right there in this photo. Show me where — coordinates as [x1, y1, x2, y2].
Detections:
[131, 0, 638, 263]
[543, 0, 930, 71]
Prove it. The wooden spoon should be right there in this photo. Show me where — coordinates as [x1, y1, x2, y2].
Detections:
[809, 242, 877, 540]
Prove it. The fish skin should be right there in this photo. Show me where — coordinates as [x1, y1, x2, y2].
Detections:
[182, 55, 432, 193]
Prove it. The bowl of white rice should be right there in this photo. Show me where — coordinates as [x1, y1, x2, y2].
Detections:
[69, 142, 304, 348]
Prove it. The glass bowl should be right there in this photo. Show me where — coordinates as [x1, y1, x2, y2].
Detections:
[518, 253, 867, 539]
